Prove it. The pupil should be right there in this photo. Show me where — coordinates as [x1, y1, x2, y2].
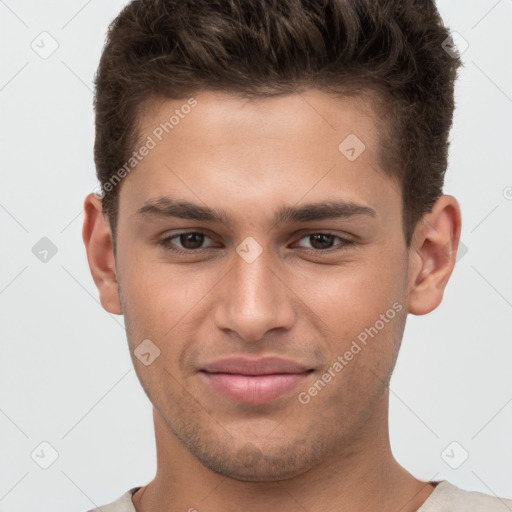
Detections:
[180, 233, 204, 249]
[310, 234, 334, 250]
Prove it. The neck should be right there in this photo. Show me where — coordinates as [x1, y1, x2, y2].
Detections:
[132, 393, 435, 512]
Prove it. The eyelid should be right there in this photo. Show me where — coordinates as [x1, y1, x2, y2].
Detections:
[292, 232, 355, 252]
[160, 230, 218, 250]
[158, 229, 355, 254]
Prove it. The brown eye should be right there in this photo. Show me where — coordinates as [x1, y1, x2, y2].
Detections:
[178, 232, 205, 250]
[295, 232, 355, 253]
[159, 231, 214, 253]
[307, 233, 336, 250]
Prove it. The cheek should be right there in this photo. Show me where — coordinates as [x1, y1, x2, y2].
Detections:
[293, 256, 405, 331]
[118, 250, 218, 340]
[302, 264, 407, 418]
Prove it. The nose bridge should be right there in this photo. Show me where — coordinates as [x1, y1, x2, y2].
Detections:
[234, 242, 275, 305]
[213, 240, 294, 340]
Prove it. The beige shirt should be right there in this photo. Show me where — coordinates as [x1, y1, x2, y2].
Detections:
[87, 480, 512, 512]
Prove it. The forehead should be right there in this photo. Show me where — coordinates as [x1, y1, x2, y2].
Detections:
[121, 89, 400, 225]
[137, 88, 381, 147]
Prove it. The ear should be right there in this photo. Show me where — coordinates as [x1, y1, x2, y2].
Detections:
[406, 195, 462, 316]
[82, 193, 122, 315]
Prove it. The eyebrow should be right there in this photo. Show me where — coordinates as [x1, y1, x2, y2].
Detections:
[136, 196, 376, 229]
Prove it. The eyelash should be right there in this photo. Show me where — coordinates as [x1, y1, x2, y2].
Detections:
[158, 231, 355, 255]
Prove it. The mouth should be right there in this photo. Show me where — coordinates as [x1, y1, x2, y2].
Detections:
[199, 371, 315, 404]
[199, 356, 315, 404]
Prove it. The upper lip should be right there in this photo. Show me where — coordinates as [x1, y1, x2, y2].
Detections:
[200, 356, 313, 375]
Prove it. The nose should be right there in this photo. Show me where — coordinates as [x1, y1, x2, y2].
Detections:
[213, 245, 295, 342]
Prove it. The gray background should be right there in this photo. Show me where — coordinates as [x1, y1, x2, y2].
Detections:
[1, 0, 511, 510]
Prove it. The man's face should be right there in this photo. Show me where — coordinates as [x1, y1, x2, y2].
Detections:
[113, 89, 411, 480]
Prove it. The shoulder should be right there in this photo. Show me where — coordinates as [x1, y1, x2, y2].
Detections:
[421, 480, 512, 512]
[85, 487, 140, 512]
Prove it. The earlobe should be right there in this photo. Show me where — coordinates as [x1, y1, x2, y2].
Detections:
[406, 195, 462, 316]
[82, 193, 123, 315]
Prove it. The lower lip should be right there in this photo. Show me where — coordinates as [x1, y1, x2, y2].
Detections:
[200, 371, 313, 404]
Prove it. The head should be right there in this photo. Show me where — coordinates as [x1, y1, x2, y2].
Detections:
[83, 0, 462, 481]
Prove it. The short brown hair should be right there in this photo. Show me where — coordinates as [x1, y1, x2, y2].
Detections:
[93, 0, 462, 249]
